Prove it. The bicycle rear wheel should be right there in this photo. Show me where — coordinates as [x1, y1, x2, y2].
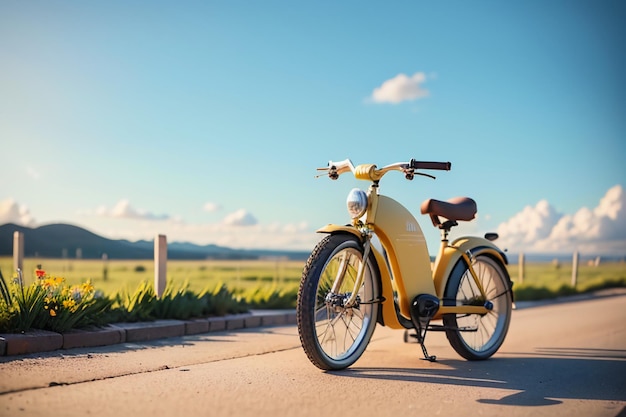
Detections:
[297, 234, 380, 370]
[443, 255, 512, 360]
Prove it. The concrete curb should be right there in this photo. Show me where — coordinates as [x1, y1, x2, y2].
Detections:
[0, 309, 296, 357]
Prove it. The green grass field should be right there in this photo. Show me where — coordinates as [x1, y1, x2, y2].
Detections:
[1, 256, 624, 299]
[0, 257, 304, 296]
[509, 259, 626, 289]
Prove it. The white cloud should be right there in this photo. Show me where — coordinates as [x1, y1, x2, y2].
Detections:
[0, 198, 319, 250]
[497, 185, 626, 254]
[97, 199, 170, 221]
[595, 184, 625, 223]
[281, 221, 309, 234]
[222, 209, 258, 227]
[0, 198, 36, 227]
[496, 200, 561, 245]
[370, 72, 430, 104]
[94, 218, 317, 250]
[545, 184, 626, 244]
[203, 202, 222, 213]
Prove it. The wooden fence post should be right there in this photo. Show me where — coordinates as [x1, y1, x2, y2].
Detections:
[571, 251, 579, 288]
[154, 234, 167, 298]
[518, 252, 525, 284]
[102, 253, 109, 281]
[13, 231, 24, 275]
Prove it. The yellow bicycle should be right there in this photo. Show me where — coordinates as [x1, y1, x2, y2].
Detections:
[296, 159, 513, 370]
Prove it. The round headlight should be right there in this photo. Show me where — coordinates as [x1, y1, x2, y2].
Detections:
[346, 188, 368, 219]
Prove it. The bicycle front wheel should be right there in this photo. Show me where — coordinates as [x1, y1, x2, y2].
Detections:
[297, 234, 380, 370]
[443, 255, 512, 360]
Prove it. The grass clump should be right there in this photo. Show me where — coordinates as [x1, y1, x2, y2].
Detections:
[241, 285, 298, 309]
[112, 280, 248, 322]
[0, 263, 298, 334]
[0, 267, 112, 333]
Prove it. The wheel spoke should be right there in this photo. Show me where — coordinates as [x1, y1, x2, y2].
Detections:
[444, 255, 512, 360]
[297, 235, 380, 369]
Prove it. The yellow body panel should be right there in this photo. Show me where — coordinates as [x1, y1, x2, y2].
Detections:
[371, 195, 435, 319]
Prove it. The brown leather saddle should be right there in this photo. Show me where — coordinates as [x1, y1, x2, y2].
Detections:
[420, 197, 477, 229]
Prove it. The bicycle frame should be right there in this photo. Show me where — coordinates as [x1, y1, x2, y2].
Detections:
[317, 181, 508, 330]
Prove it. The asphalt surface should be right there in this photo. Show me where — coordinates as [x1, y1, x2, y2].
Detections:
[1, 290, 625, 417]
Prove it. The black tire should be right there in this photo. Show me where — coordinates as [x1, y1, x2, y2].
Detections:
[296, 234, 380, 370]
[443, 255, 512, 360]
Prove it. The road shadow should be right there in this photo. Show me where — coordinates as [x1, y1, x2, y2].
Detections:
[329, 348, 626, 407]
[0, 333, 237, 362]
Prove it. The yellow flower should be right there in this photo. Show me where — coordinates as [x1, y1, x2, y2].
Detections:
[81, 280, 94, 294]
[63, 299, 78, 312]
[40, 276, 65, 291]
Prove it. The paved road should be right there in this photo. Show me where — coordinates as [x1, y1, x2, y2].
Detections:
[1, 292, 625, 417]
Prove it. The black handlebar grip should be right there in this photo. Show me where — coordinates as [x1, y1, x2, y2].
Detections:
[410, 159, 452, 171]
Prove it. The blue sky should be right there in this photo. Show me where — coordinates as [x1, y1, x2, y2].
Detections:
[1, 1, 625, 256]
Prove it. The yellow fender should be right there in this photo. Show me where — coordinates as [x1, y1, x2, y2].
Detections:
[432, 236, 509, 298]
[316, 224, 362, 238]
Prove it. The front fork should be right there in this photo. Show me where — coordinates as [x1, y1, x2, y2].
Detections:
[328, 232, 372, 309]
[326, 230, 371, 309]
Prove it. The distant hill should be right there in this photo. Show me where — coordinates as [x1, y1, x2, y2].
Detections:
[0, 223, 309, 260]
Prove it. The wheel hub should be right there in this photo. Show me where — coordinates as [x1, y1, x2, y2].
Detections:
[325, 292, 361, 312]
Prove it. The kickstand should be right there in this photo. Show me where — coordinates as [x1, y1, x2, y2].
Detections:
[415, 325, 437, 362]
[419, 341, 437, 362]
[409, 294, 440, 363]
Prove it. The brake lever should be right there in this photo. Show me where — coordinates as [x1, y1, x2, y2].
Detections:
[416, 172, 436, 180]
[314, 165, 338, 180]
[314, 167, 329, 179]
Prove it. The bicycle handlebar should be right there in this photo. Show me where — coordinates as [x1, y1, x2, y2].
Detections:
[318, 158, 452, 181]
